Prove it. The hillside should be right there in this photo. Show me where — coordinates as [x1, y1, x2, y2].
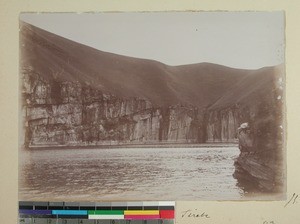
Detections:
[208, 65, 283, 110]
[20, 20, 283, 145]
[20, 21, 260, 108]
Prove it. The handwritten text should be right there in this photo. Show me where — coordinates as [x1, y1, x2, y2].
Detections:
[181, 209, 210, 218]
[284, 193, 299, 208]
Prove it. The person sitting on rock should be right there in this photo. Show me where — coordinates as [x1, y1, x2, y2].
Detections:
[237, 122, 254, 153]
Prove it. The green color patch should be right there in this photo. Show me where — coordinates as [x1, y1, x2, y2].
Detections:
[88, 210, 124, 215]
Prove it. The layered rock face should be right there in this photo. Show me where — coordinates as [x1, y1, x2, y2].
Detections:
[21, 68, 205, 147]
[205, 103, 284, 192]
[232, 102, 284, 193]
[206, 108, 239, 142]
[210, 71, 284, 193]
[201, 64, 285, 193]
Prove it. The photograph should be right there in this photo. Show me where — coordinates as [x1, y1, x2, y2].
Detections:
[19, 12, 285, 201]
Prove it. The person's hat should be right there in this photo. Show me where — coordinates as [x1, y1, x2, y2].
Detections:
[240, 122, 249, 129]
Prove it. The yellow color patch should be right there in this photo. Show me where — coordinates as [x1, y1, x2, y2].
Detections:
[124, 210, 159, 215]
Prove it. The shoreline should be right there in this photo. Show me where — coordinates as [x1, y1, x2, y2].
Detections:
[24, 142, 239, 150]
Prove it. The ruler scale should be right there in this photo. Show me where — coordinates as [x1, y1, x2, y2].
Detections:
[19, 201, 175, 224]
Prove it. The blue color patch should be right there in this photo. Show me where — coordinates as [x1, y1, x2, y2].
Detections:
[52, 210, 88, 215]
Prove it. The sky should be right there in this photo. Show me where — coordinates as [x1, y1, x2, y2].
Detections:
[20, 12, 285, 69]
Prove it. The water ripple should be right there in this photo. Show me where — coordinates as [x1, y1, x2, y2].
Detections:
[19, 147, 243, 200]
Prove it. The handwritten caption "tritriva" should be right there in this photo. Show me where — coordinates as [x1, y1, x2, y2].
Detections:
[180, 209, 210, 219]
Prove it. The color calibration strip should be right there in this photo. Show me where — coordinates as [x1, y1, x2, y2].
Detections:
[19, 201, 175, 224]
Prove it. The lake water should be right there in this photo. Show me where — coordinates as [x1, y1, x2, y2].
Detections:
[19, 146, 244, 201]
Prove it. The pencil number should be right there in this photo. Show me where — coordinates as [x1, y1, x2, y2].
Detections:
[284, 193, 299, 208]
[263, 221, 276, 224]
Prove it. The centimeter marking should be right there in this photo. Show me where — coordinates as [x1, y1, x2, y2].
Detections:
[19, 209, 174, 219]
[19, 202, 175, 224]
[19, 218, 174, 224]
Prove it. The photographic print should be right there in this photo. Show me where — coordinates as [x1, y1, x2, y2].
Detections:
[19, 12, 285, 201]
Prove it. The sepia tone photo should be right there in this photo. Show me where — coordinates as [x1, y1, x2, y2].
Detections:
[19, 12, 285, 201]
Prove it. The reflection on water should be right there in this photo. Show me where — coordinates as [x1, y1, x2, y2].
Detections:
[19, 147, 244, 201]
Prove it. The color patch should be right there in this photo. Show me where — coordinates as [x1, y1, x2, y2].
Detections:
[124, 210, 159, 215]
[88, 215, 125, 220]
[160, 210, 175, 219]
[19, 210, 52, 215]
[125, 215, 160, 220]
[88, 210, 124, 215]
[52, 210, 88, 215]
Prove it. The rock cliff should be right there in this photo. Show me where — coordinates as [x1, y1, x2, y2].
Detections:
[20, 21, 250, 148]
[21, 67, 208, 147]
[20, 21, 285, 193]
[206, 65, 285, 193]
